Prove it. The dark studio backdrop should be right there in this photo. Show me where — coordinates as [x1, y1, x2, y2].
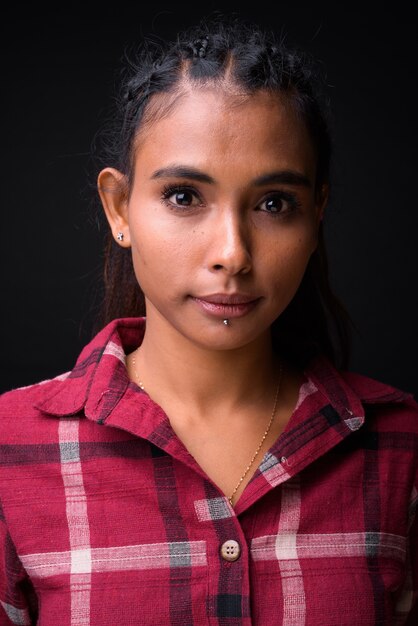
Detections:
[1, 2, 417, 398]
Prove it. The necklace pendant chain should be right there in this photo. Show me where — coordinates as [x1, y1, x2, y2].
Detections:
[131, 348, 284, 508]
[227, 361, 284, 507]
[131, 351, 145, 390]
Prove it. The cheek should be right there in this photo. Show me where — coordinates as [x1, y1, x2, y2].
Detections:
[264, 231, 316, 294]
[129, 207, 167, 262]
[131, 204, 207, 259]
[263, 227, 316, 271]
[128, 214, 198, 291]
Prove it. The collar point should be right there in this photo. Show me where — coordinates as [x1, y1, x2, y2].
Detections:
[344, 415, 364, 431]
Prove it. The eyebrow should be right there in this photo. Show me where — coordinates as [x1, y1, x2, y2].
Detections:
[150, 165, 312, 188]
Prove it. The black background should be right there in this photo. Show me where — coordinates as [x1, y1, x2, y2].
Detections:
[1, 2, 417, 397]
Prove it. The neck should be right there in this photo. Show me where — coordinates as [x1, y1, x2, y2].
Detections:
[128, 312, 282, 417]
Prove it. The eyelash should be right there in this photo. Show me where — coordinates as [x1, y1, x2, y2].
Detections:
[160, 184, 301, 218]
[160, 184, 203, 210]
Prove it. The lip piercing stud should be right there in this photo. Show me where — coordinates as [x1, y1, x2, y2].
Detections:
[117, 232, 124, 242]
[223, 319, 230, 326]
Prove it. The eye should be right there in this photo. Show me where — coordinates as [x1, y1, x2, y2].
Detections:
[258, 191, 300, 215]
[161, 185, 202, 208]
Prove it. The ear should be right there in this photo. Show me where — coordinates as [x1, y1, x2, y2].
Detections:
[97, 167, 131, 248]
[315, 183, 329, 226]
[311, 183, 328, 253]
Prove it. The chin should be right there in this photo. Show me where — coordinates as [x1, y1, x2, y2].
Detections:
[182, 322, 272, 352]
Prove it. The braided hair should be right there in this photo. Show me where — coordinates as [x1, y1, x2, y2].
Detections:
[94, 15, 356, 370]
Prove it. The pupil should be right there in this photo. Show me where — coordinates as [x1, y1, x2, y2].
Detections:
[267, 198, 279, 212]
[177, 192, 190, 205]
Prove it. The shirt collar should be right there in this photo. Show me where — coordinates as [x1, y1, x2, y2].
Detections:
[34, 318, 143, 418]
[35, 317, 411, 431]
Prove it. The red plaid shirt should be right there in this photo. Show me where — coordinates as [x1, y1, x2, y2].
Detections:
[0, 317, 417, 625]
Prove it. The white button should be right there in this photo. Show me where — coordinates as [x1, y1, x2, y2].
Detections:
[220, 540, 241, 562]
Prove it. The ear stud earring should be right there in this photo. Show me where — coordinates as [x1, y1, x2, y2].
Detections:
[117, 232, 124, 242]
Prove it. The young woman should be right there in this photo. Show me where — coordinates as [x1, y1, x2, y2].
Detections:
[0, 15, 416, 626]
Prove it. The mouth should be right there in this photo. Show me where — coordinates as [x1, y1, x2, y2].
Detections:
[191, 293, 261, 318]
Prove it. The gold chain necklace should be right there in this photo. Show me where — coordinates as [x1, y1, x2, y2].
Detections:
[131, 349, 145, 390]
[131, 349, 284, 507]
[227, 362, 283, 506]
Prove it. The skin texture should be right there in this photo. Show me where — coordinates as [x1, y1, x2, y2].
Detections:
[98, 86, 327, 503]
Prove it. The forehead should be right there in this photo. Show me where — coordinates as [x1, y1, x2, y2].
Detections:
[133, 88, 316, 179]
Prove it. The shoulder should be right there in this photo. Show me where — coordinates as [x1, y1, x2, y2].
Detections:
[341, 368, 416, 405]
[0, 373, 71, 442]
[306, 353, 418, 434]
[0, 372, 70, 414]
[0, 317, 145, 442]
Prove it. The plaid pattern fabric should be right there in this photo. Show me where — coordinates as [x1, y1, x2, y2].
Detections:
[0, 317, 417, 625]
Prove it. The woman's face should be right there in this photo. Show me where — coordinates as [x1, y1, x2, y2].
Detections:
[107, 88, 326, 351]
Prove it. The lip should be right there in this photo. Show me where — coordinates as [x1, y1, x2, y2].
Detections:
[191, 293, 261, 318]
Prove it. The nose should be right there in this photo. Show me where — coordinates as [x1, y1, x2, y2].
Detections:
[207, 210, 252, 276]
